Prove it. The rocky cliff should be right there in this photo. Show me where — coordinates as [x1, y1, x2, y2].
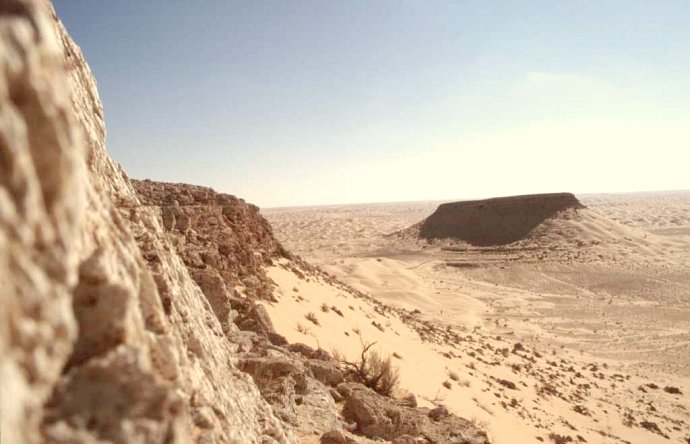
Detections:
[1, 1, 293, 442]
[132, 179, 286, 302]
[0, 1, 489, 443]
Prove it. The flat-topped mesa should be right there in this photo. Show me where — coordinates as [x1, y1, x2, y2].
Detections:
[419, 193, 585, 246]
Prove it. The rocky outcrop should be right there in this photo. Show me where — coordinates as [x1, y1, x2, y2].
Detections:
[133, 179, 287, 302]
[234, 334, 345, 437]
[338, 383, 490, 444]
[131, 179, 288, 340]
[0, 1, 293, 442]
[0, 2, 490, 443]
[415, 193, 585, 246]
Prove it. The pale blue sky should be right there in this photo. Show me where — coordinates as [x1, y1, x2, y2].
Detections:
[54, 1, 690, 207]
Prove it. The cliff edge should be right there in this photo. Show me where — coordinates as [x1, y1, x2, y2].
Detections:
[0, 2, 489, 443]
[0, 2, 293, 442]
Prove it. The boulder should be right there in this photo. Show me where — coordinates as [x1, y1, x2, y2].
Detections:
[306, 360, 345, 387]
[339, 383, 489, 443]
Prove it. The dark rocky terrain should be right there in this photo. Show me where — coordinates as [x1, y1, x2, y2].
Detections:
[416, 193, 585, 246]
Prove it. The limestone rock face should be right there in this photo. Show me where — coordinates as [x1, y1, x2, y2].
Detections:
[0, 1, 294, 443]
[132, 180, 288, 337]
[237, 336, 343, 437]
[339, 383, 490, 444]
[0, 2, 491, 443]
[133, 179, 287, 300]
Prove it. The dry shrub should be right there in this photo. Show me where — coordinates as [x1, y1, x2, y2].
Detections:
[340, 341, 399, 397]
[305, 311, 319, 326]
[470, 416, 489, 430]
[296, 322, 311, 335]
[320, 303, 330, 313]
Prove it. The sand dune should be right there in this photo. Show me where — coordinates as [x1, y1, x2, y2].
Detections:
[264, 192, 690, 443]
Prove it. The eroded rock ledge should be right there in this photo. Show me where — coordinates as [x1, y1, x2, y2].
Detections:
[0, 1, 490, 443]
[1, 1, 293, 442]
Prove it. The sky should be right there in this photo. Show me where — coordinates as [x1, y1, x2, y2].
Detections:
[53, 1, 690, 208]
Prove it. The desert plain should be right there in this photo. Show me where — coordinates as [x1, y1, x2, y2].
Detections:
[262, 191, 690, 443]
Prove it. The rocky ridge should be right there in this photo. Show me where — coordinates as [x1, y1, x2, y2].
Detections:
[1, 1, 292, 442]
[131, 179, 490, 443]
[1, 1, 488, 443]
[131, 179, 287, 334]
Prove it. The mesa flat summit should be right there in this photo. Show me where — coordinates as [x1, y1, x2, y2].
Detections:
[418, 193, 585, 246]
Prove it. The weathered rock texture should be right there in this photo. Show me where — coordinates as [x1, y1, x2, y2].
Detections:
[0, 1, 490, 443]
[0, 1, 294, 442]
[338, 383, 490, 443]
[129, 180, 490, 443]
[417, 193, 585, 246]
[132, 179, 287, 333]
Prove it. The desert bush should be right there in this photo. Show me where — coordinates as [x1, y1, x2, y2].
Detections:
[296, 322, 311, 335]
[371, 321, 385, 332]
[339, 340, 399, 397]
[537, 382, 559, 398]
[305, 311, 320, 326]
[320, 303, 329, 313]
[448, 371, 459, 381]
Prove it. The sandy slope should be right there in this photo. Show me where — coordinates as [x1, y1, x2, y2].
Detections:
[264, 192, 690, 443]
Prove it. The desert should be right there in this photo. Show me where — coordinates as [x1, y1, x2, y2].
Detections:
[2, 1, 689, 444]
[263, 192, 690, 443]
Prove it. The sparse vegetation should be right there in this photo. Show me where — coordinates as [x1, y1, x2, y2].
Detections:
[548, 433, 573, 444]
[320, 303, 329, 313]
[442, 380, 452, 389]
[537, 382, 559, 398]
[371, 321, 385, 332]
[296, 322, 311, 335]
[305, 311, 320, 326]
[338, 340, 399, 397]
[496, 378, 517, 390]
[448, 371, 459, 381]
